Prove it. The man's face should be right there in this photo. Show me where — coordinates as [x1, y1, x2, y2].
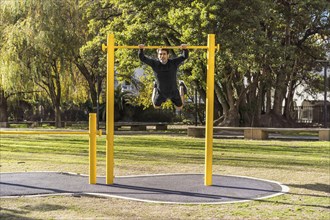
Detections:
[158, 50, 169, 64]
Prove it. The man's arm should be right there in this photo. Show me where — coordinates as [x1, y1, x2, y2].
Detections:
[173, 44, 189, 65]
[181, 49, 189, 60]
[180, 44, 189, 59]
[138, 44, 155, 66]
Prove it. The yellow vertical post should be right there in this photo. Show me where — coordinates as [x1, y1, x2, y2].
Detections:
[89, 113, 97, 184]
[205, 34, 216, 186]
[106, 34, 115, 184]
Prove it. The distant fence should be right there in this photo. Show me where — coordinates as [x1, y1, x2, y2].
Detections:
[2, 105, 329, 128]
[293, 105, 330, 126]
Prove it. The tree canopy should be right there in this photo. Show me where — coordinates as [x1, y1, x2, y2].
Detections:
[1, 0, 329, 127]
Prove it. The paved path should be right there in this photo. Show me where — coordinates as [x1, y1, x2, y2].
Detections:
[0, 172, 289, 204]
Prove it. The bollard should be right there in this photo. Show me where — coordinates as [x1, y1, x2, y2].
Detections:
[89, 113, 97, 184]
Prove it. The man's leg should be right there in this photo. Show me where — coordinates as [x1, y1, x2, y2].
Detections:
[175, 105, 183, 111]
[152, 84, 166, 109]
[171, 90, 183, 111]
[152, 88, 159, 109]
[151, 82, 160, 109]
[179, 80, 187, 107]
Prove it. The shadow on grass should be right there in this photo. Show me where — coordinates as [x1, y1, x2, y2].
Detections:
[254, 184, 330, 209]
[0, 207, 41, 220]
[257, 196, 330, 210]
[0, 204, 66, 219]
[21, 204, 67, 212]
[287, 183, 330, 194]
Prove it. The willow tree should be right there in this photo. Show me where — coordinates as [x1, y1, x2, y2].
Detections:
[0, 0, 37, 125]
[1, 0, 87, 127]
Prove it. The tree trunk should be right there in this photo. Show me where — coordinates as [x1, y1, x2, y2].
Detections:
[75, 60, 99, 112]
[54, 105, 62, 128]
[0, 88, 8, 127]
[213, 83, 224, 118]
[273, 10, 292, 117]
[273, 70, 287, 115]
[194, 79, 222, 125]
[40, 63, 62, 128]
[220, 106, 240, 127]
[284, 78, 297, 122]
[226, 71, 240, 127]
[240, 70, 261, 127]
[218, 79, 240, 127]
[266, 88, 272, 114]
[251, 80, 264, 127]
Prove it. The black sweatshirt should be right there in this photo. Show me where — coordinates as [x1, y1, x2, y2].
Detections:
[138, 49, 189, 96]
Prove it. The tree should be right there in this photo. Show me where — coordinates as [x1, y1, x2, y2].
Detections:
[82, 0, 328, 127]
[1, 0, 89, 127]
[75, 0, 129, 113]
[257, 0, 329, 126]
[2, 0, 328, 127]
[0, 0, 38, 125]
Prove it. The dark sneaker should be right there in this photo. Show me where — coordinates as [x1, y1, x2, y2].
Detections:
[179, 80, 187, 95]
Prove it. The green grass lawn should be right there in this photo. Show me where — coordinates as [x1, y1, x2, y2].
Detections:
[0, 133, 329, 219]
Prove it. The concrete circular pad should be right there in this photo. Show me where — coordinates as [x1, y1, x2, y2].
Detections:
[0, 172, 289, 204]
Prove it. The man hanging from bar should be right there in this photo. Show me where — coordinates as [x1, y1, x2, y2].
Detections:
[138, 44, 189, 111]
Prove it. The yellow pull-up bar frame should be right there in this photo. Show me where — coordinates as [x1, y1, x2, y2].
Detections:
[102, 34, 218, 186]
[102, 45, 219, 50]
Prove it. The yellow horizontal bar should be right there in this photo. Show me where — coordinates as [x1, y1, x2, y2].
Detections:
[0, 131, 89, 135]
[114, 46, 209, 49]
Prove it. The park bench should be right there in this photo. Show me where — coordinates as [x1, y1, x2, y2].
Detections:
[114, 122, 168, 131]
[6, 121, 40, 128]
[7, 121, 70, 128]
[187, 126, 330, 141]
[38, 121, 70, 127]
